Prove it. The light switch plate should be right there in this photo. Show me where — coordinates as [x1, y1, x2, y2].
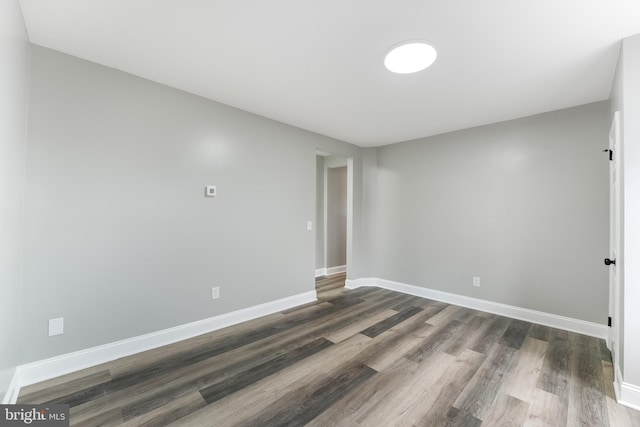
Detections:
[307, 221, 313, 231]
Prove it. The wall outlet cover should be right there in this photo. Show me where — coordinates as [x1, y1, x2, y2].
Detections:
[212, 287, 220, 300]
[205, 185, 217, 198]
[49, 317, 64, 336]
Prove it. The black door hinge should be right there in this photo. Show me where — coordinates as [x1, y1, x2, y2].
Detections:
[608, 316, 612, 327]
[603, 149, 613, 161]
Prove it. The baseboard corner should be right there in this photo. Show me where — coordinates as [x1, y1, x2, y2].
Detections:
[2, 369, 21, 404]
[619, 381, 640, 411]
[345, 277, 376, 289]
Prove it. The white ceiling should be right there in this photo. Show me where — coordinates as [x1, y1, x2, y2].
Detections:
[19, 0, 640, 147]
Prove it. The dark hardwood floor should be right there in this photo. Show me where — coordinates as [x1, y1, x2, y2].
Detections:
[18, 273, 640, 426]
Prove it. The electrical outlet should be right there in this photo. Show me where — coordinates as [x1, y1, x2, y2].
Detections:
[212, 287, 220, 300]
[49, 317, 64, 336]
[473, 276, 481, 287]
[205, 185, 217, 198]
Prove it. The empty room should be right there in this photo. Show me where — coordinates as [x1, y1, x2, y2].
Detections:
[2, 1, 640, 426]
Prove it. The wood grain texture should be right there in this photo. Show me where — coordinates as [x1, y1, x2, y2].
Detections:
[359, 305, 423, 338]
[443, 407, 483, 427]
[305, 357, 421, 427]
[323, 308, 397, 343]
[172, 334, 372, 427]
[355, 351, 457, 426]
[404, 318, 466, 363]
[453, 343, 518, 420]
[567, 334, 609, 427]
[362, 313, 434, 372]
[72, 408, 123, 427]
[18, 370, 112, 404]
[500, 319, 533, 350]
[419, 349, 487, 426]
[481, 393, 529, 426]
[503, 337, 548, 403]
[17, 273, 640, 426]
[470, 315, 512, 354]
[239, 362, 377, 427]
[120, 392, 207, 427]
[525, 388, 567, 427]
[197, 337, 333, 405]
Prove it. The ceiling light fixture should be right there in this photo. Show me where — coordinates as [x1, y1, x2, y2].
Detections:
[384, 42, 437, 74]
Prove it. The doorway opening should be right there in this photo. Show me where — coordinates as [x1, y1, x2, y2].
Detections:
[315, 151, 351, 299]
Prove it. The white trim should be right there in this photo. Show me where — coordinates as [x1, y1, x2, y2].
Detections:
[2, 369, 20, 404]
[326, 265, 346, 275]
[346, 277, 607, 339]
[619, 381, 640, 411]
[614, 365, 624, 403]
[316, 265, 347, 277]
[15, 291, 316, 389]
[345, 277, 374, 289]
[613, 358, 640, 410]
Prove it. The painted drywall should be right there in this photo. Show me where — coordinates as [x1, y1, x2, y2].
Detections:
[21, 46, 364, 363]
[315, 156, 325, 270]
[360, 148, 378, 276]
[0, 0, 30, 398]
[371, 102, 610, 324]
[619, 34, 640, 388]
[326, 166, 347, 268]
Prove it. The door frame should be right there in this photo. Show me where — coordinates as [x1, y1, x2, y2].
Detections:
[315, 151, 352, 278]
[608, 111, 621, 367]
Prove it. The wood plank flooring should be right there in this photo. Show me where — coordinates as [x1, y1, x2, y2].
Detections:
[18, 273, 640, 426]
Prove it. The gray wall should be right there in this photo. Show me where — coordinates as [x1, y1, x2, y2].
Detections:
[326, 166, 347, 268]
[0, 0, 30, 398]
[21, 46, 365, 363]
[360, 148, 378, 276]
[371, 102, 610, 324]
[315, 156, 325, 269]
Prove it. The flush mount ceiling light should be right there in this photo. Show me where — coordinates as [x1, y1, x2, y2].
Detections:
[384, 42, 437, 74]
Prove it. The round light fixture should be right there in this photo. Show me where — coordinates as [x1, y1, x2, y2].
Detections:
[384, 42, 437, 74]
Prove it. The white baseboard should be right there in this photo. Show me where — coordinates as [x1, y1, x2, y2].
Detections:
[345, 277, 373, 289]
[2, 368, 20, 404]
[14, 290, 317, 392]
[611, 360, 640, 411]
[619, 381, 640, 411]
[326, 265, 346, 275]
[345, 277, 608, 340]
[614, 365, 623, 403]
[315, 265, 346, 277]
